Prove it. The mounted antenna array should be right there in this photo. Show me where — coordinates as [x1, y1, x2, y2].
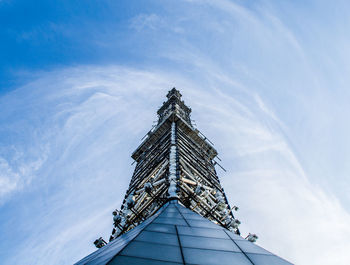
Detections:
[108, 88, 241, 242]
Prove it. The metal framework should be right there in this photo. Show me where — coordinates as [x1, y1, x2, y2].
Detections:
[108, 88, 241, 243]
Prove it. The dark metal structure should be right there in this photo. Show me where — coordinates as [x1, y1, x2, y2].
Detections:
[75, 88, 292, 265]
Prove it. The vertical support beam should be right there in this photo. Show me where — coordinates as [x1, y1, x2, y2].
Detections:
[168, 122, 178, 198]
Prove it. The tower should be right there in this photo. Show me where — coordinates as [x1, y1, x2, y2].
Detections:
[75, 88, 292, 265]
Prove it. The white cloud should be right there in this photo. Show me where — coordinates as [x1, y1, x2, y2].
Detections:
[0, 152, 47, 203]
[188, 88, 350, 265]
[1, 65, 349, 265]
[2, 0, 350, 264]
[0, 157, 20, 197]
[130, 14, 163, 32]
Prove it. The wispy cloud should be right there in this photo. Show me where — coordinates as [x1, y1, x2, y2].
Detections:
[0, 158, 20, 197]
[0, 66, 179, 264]
[0, 148, 47, 203]
[1, 64, 349, 265]
[130, 14, 163, 32]
[188, 87, 350, 264]
[1, 0, 350, 264]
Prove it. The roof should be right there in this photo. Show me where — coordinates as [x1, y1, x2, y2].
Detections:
[75, 201, 292, 265]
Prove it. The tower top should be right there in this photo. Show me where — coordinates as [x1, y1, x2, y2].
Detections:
[132, 88, 216, 162]
[166, 87, 182, 99]
[157, 87, 192, 125]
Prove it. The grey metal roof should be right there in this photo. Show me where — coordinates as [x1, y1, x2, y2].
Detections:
[75, 201, 292, 265]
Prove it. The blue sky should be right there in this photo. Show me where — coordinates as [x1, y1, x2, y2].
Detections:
[1, 0, 350, 264]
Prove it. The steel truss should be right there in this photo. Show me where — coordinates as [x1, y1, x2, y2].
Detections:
[109, 88, 240, 242]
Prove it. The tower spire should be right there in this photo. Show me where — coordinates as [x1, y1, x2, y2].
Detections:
[109, 88, 238, 240]
[157, 87, 192, 125]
